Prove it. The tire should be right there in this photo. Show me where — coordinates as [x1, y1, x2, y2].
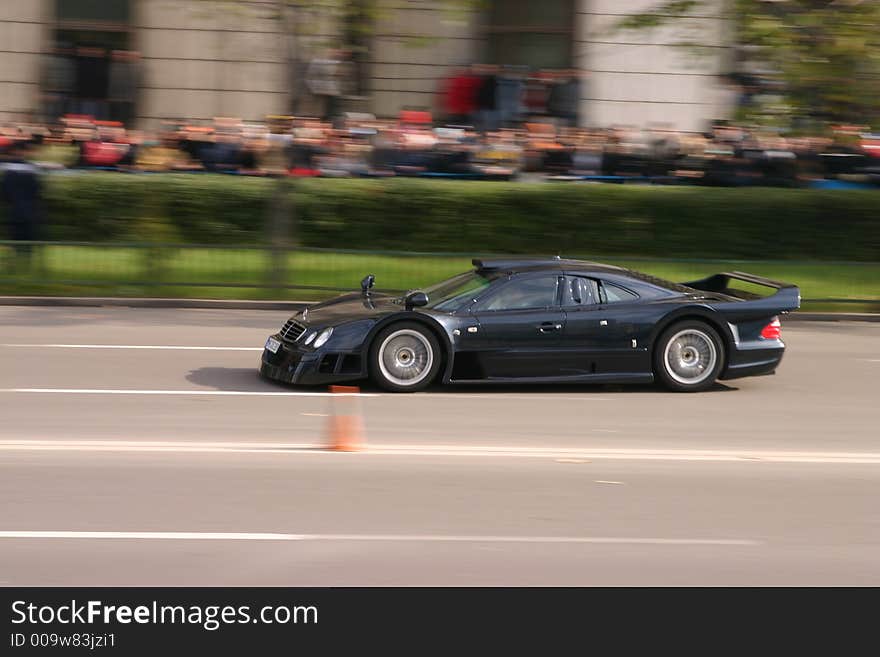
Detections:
[369, 322, 442, 393]
[654, 320, 724, 392]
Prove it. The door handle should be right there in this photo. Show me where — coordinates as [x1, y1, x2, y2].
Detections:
[537, 322, 562, 333]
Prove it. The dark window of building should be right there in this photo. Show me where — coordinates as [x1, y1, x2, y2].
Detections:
[485, 0, 574, 69]
[44, 0, 138, 125]
[56, 0, 131, 24]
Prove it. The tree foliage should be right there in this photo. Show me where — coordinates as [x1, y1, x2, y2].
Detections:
[617, 0, 880, 129]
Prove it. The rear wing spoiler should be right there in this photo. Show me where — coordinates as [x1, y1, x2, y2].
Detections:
[684, 271, 801, 310]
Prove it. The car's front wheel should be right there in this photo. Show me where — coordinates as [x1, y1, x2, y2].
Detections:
[369, 322, 441, 392]
[654, 321, 724, 392]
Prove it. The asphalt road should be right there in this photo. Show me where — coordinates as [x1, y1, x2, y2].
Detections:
[0, 306, 878, 585]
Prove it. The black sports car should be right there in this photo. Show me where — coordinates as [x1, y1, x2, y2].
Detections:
[260, 258, 800, 392]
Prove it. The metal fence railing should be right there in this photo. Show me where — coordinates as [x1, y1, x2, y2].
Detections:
[0, 241, 474, 299]
[1, 240, 878, 307]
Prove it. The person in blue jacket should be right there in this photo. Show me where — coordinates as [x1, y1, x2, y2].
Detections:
[1, 139, 44, 270]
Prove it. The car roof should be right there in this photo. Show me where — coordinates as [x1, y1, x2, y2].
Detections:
[472, 257, 629, 276]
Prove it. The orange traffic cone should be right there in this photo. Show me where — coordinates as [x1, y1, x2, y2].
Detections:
[326, 385, 364, 452]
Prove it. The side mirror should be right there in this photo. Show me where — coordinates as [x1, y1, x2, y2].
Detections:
[361, 274, 375, 296]
[404, 291, 429, 311]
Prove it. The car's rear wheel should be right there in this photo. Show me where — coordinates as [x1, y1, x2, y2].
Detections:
[369, 322, 441, 392]
[654, 321, 724, 392]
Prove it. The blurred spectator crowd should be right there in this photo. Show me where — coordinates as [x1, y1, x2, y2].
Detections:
[1, 111, 878, 189]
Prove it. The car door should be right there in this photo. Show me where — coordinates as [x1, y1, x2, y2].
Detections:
[591, 278, 649, 374]
[463, 273, 567, 379]
[558, 275, 651, 376]
[557, 275, 605, 376]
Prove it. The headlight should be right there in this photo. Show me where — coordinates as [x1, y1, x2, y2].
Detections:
[303, 331, 317, 345]
[313, 327, 334, 348]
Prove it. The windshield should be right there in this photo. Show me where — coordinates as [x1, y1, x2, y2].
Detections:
[423, 271, 496, 311]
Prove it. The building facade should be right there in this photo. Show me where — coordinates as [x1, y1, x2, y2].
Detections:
[0, 0, 733, 132]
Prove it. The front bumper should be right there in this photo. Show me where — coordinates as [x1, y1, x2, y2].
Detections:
[259, 335, 365, 386]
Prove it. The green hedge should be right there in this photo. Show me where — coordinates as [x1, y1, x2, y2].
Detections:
[2, 173, 878, 261]
[41, 173, 275, 243]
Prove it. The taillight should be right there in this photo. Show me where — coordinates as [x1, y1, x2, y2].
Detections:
[760, 317, 782, 340]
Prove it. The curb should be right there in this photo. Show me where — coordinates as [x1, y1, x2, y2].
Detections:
[0, 296, 878, 322]
[783, 312, 880, 323]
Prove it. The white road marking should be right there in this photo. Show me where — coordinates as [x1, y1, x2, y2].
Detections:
[0, 344, 262, 351]
[411, 393, 614, 401]
[0, 531, 759, 546]
[0, 388, 372, 397]
[1, 439, 879, 464]
[0, 531, 303, 541]
[594, 481, 625, 485]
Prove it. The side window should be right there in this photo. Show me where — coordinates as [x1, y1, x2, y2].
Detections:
[598, 281, 639, 304]
[563, 276, 597, 307]
[473, 275, 560, 311]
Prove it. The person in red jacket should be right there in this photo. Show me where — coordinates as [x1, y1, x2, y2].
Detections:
[442, 66, 479, 126]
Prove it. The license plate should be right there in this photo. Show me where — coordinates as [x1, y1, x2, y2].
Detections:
[265, 337, 281, 354]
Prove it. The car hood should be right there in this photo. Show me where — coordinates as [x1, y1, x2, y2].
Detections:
[294, 292, 404, 327]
